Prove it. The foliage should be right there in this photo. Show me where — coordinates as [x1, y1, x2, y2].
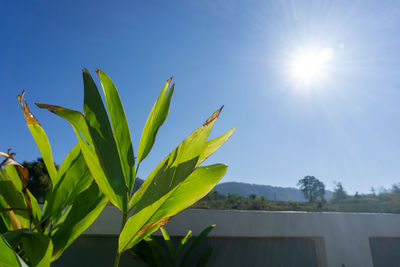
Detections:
[22, 158, 53, 204]
[34, 69, 234, 266]
[332, 182, 348, 202]
[0, 89, 107, 266]
[297, 176, 326, 203]
[131, 225, 215, 267]
[193, 183, 400, 214]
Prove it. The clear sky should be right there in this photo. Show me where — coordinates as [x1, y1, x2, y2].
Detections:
[2, 0, 400, 194]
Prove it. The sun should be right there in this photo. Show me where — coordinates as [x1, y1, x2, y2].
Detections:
[289, 47, 334, 85]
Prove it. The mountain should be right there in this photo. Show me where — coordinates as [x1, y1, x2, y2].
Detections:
[133, 178, 332, 202]
[213, 182, 333, 202]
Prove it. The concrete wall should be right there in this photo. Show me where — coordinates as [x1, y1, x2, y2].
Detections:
[54, 207, 400, 267]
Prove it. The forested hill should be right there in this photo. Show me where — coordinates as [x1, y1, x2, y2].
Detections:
[213, 182, 333, 202]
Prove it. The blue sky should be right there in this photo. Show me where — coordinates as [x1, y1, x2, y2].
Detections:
[2, 0, 400, 193]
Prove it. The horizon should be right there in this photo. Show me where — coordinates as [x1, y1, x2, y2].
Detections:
[2, 1, 400, 194]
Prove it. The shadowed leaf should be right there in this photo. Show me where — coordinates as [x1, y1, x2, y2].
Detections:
[82, 69, 127, 211]
[36, 103, 124, 210]
[51, 183, 107, 260]
[0, 234, 29, 267]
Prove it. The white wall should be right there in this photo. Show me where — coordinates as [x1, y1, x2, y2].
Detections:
[69, 208, 400, 267]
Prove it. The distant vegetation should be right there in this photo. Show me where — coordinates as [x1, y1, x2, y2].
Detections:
[212, 181, 333, 202]
[192, 189, 400, 213]
[23, 160, 400, 213]
[193, 176, 400, 214]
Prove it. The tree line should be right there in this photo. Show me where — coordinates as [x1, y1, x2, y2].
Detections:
[22, 159, 400, 213]
[193, 175, 400, 213]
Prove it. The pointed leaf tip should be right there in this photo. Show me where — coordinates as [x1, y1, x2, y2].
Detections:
[35, 103, 64, 113]
[203, 105, 224, 126]
[17, 90, 40, 125]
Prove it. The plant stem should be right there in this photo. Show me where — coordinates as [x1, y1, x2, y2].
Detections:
[135, 162, 141, 178]
[114, 212, 128, 267]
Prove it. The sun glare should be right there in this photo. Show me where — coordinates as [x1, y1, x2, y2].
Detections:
[289, 47, 334, 85]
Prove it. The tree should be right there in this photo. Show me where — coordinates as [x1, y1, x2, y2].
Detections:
[370, 187, 376, 196]
[22, 158, 53, 203]
[297, 176, 326, 203]
[249, 193, 257, 200]
[332, 182, 348, 202]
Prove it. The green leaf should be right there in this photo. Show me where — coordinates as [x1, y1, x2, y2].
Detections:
[0, 195, 11, 232]
[20, 232, 52, 267]
[0, 234, 29, 267]
[121, 107, 227, 252]
[175, 230, 192, 260]
[131, 237, 164, 267]
[3, 165, 23, 192]
[97, 70, 136, 193]
[145, 237, 170, 267]
[82, 69, 127, 211]
[43, 144, 92, 222]
[4, 230, 53, 267]
[36, 104, 125, 211]
[27, 190, 41, 227]
[120, 164, 227, 252]
[160, 227, 174, 256]
[17, 91, 58, 184]
[180, 225, 215, 267]
[129, 107, 223, 211]
[51, 183, 107, 260]
[197, 127, 236, 166]
[35, 104, 93, 146]
[0, 170, 29, 229]
[137, 78, 174, 163]
[2, 229, 29, 247]
[2, 161, 39, 227]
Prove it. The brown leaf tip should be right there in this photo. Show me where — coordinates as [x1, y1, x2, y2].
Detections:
[95, 69, 100, 74]
[203, 105, 224, 126]
[35, 103, 64, 113]
[17, 91, 40, 125]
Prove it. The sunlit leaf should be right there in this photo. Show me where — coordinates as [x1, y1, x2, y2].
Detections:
[1, 154, 37, 227]
[35, 104, 93, 146]
[120, 164, 227, 252]
[97, 69, 136, 193]
[160, 227, 174, 256]
[17, 91, 58, 184]
[0, 170, 29, 229]
[137, 77, 174, 163]
[175, 230, 192, 260]
[197, 127, 235, 166]
[44, 144, 92, 222]
[129, 107, 224, 210]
